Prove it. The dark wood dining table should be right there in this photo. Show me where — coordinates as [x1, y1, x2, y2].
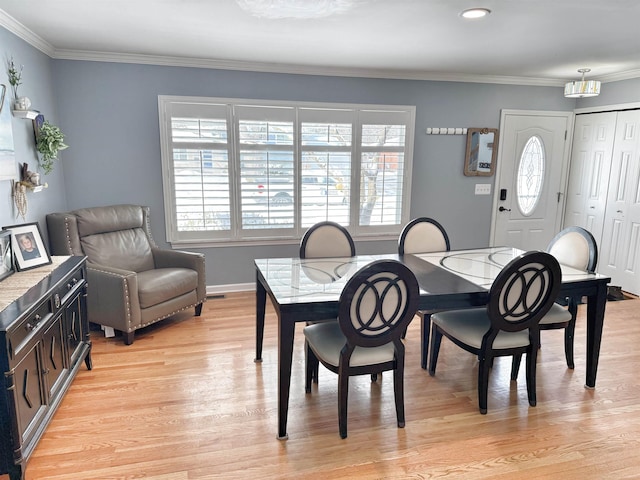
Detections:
[255, 247, 611, 439]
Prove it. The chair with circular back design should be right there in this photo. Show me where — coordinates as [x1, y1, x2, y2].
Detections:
[511, 226, 598, 377]
[303, 259, 419, 438]
[429, 251, 562, 414]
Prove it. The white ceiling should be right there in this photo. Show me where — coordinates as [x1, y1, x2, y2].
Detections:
[1, 0, 639, 86]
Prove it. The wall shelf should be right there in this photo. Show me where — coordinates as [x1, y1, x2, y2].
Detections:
[11, 109, 39, 120]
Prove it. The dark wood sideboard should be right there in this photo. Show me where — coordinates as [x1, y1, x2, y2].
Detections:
[0, 256, 92, 480]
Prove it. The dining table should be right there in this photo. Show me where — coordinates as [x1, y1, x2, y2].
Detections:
[254, 247, 611, 440]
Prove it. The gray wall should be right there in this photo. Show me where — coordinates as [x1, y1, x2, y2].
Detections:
[50, 61, 577, 286]
[5, 25, 639, 288]
[0, 29, 68, 239]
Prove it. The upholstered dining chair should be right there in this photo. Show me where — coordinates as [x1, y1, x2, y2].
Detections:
[398, 217, 450, 255]
[511, 226, 598, 377]
[303, 259, 419, 438]
[300, 221, 356, 259]
[47, 204, 206, 345]
[397, 217, 451, 356]
[300, 221, 356, 382]
[428, 251, 562, 414]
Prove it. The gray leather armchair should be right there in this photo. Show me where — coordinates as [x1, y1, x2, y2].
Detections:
[46, 204, 206, 344]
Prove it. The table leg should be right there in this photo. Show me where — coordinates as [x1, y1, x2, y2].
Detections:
[278, 314, 295, 440]
[584, 282, 608, 389]
[420, 312, 430, 369]
[255, 271, 266, 363]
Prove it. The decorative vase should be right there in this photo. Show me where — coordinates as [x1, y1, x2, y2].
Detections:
[13, 96, 31, 111]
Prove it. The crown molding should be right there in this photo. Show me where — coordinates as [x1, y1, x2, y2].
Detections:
[52, 48, 570, 87]
[0, 10, 55, 56]
[596, 69, 640, 83]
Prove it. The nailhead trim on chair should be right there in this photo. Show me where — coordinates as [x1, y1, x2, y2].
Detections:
[63, 217, 74, 254]
[87, 265, 134, 331]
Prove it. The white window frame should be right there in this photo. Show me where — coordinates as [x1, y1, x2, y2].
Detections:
[158, 96, 415, 247]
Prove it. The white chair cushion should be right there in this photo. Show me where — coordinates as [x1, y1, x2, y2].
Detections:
[403, 222, 448, 254]
[548, 232, 590, 270]
[539, 303, 573, 324]
[304, 321, 395, 367]
[304, 226, 353, 258]
[432, 308, 531, 350]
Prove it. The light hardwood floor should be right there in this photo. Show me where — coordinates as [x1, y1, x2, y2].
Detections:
[14, 292, 640, 479]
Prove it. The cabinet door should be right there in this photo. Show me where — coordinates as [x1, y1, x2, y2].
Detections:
[42, 317, 68, 400]
[11, 342, 47, 450]
[65, 292, 85, 365]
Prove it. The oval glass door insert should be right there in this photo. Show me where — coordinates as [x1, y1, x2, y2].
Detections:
[517, 135, 545, 216]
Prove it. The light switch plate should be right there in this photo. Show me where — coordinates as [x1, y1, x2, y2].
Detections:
[475, 184, 491, 195]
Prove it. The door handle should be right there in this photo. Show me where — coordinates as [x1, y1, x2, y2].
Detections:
[499, 206, 511, 212]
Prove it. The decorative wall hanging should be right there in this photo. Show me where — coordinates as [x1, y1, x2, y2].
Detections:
[0, 83, 17, 181]
[11, 163, 48, 221]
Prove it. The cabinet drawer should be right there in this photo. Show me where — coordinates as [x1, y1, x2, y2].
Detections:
[10, 301, 53, 360]
[53, 268, 85, 309]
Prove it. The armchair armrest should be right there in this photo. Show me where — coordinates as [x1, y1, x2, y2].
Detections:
[152, 248, 206, 303]
[86, 262, 142, 331]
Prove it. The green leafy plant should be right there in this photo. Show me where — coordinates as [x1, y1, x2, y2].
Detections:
[7, 57, 23, 99]
[35, 121, 68, 174]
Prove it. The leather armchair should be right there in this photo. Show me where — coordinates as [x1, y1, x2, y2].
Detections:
[46, 204, 206, 344]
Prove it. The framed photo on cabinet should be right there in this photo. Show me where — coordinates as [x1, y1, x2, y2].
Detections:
[2, 222, 51, 271]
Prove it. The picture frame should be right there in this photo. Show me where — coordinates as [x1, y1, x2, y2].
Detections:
[2, 222, 51, 271]
[0, 230, 14, 282]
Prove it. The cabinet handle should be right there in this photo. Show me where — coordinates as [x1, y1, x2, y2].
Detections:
[54, 294, 61, 309]
[26, 314, 42, 331]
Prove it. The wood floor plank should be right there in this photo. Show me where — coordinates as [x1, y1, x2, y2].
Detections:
[8, 292, 640, 479]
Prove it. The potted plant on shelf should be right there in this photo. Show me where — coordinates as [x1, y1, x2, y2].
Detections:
[7, 56, 31, 110]
[35, 119, 68, 174]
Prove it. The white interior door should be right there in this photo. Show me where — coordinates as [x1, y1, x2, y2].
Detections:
[598, 110, 640, 294]
[491, 111, 573, 250]
[563, 112, 617, 245]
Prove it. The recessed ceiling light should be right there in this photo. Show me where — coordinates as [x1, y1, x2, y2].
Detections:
[461, 8, 491, 19]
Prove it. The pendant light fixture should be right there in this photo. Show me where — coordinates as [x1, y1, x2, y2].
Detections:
[564, 68, 601, 98]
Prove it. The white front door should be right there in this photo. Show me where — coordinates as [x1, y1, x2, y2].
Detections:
[491, 110, 573, 251]
[598, 109, 640, 294]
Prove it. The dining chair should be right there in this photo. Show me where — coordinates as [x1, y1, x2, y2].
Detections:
[511, 226, 598, 377]
[397, 217, 451, 357]
[303, 259, 419, 438]
[300, 221, 356, 382]
[428, 251, 562, 414]
[300, 221, 355, 259]
[398, 217, 450, 255]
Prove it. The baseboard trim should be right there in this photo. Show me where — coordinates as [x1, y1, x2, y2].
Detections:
[206, 283, 255, 296]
